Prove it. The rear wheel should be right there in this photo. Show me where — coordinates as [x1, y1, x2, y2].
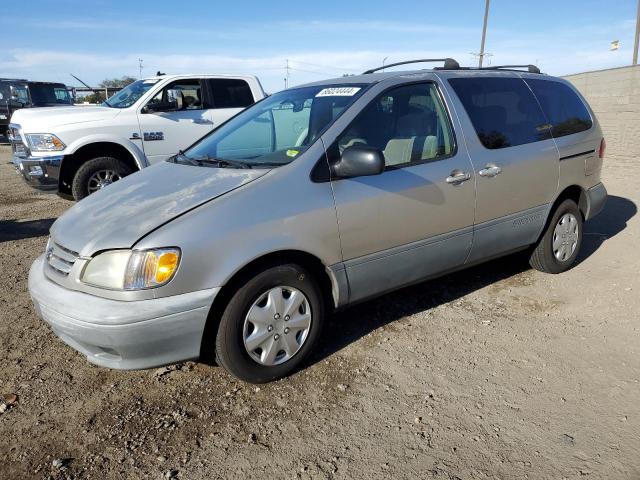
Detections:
[529, 199, 583, 273]
[71, 156, 132, 200]
[214, 264, 324, 383]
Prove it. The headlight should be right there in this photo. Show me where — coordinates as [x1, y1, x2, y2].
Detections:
[81, 248, 181, 290]
[26, 133, 66, 152]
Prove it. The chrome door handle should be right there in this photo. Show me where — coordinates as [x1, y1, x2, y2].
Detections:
[478, 164, 502, 177]
[191, 119, 213, 125]
[446, 170, 471, 185]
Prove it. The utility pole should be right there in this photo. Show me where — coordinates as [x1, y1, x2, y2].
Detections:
[138, 58, 144, 79]
[634, 0, 640, 65]
[284, 59, 290, 89]
[478, 0, 491, 68]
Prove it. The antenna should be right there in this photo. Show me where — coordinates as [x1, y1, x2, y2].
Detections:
[70, 74, 99, 94]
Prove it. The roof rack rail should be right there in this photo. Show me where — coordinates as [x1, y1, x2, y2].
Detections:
[482, 64, 541, 74]
[363, 58, 460, 74]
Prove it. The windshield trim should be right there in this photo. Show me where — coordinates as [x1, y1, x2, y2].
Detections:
[176, 82, 371, 169]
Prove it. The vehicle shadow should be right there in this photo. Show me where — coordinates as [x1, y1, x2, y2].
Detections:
[310, 194, 636, 367]
[578, 195, 636, 262]
[0, 218, 55, 243]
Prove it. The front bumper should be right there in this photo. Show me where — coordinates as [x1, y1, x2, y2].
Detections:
[28, 256, 219, 370]
[12, 154, 62, 190]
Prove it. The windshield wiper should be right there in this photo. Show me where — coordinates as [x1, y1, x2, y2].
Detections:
[171, 150, 201, 166]
[245, 161, 289, 168]
[193, 155, 252, 169]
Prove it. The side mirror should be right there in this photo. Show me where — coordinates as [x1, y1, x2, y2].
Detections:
[142, 88, 182, 113]
[332, 145, 385, 178]
[142, 101, 177, 113]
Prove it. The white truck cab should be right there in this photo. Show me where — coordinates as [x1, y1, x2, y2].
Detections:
[9, 74, 265, 200]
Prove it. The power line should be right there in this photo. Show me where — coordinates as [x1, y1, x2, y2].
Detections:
[288, 66, 336, 76]
[291, 60, 360, 73]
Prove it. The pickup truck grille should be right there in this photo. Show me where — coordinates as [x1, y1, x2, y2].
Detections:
[46, 241, 79, 276]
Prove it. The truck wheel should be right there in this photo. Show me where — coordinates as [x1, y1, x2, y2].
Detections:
[529, 199, 583, 274]
[214, 264, 324, 383]
[71, 157, 132, 200]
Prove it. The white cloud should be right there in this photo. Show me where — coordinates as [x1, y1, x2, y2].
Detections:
[2, 18, 637, 92]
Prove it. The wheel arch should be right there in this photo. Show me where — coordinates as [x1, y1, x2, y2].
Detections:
[199, 249, 337, 362]
[59, 140, 144, 196]
[552, 185, 588, 220]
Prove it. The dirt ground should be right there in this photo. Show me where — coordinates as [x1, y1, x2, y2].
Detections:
[0, 142, 638, 480]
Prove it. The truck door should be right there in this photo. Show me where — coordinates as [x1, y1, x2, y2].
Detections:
[446, 76, 560, 263]
[137, 78, 214, 164]
[204, 78, 256, 127]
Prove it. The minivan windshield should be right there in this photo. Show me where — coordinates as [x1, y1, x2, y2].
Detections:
[177, 84, 366, 168]
[103, 79, 160, 108]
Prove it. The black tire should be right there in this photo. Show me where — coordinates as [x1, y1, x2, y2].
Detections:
[215, 264, 324, 383]
[71, 156, 133, 200]
[529, 199, 583, 274]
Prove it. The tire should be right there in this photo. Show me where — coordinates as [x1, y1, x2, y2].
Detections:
[215, 264, 324, 383]
[529, 199, 583, 274]
[71, 156, 133, 200]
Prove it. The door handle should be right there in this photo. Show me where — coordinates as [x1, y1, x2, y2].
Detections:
[191, 119, 213, 125]
[478, 164, 502, 177]
[446, 170, 471, 185]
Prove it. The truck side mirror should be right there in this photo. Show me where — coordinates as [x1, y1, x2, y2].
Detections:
[142, 88, 182, 113]
[331, 145, 385, 178]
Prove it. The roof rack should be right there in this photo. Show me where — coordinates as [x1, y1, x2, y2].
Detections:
[481, 64, 541, 74]
[363, 58, 460, 74]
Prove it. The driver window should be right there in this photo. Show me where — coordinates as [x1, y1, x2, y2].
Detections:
[337, 82, 455, 167]
[147, 80, 203, 111]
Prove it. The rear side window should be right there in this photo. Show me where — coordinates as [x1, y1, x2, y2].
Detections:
[525, 79, 592, 138]
[449, 77, 550, 149]
[207, 79, 254, 109]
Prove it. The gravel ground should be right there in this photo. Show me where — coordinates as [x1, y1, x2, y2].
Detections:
[1, 143, 639, 480]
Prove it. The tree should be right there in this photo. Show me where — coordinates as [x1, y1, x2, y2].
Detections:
[82, 92, 105, 104]
[98, 76, 136, 88]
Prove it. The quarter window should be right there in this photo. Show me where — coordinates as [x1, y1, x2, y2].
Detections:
[336, 82, 455, 167]
[525, 79, 592, 138]
[207, 79, 254, 109]
[448, 77, 550, 149]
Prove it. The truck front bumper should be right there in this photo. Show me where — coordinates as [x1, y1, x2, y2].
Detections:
[28, 256, 219, 370]
[12, 154, 62, 190]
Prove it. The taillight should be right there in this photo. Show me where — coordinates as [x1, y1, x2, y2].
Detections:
[598, 138, 606, 159]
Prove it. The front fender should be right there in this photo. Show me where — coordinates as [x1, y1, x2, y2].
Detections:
[64, 134, 147, 169]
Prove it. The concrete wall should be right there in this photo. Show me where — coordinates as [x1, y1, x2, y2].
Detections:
[564, 65, 640, 163]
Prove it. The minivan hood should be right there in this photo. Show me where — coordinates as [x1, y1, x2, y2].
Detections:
[11, 106, 120, 130]
[50, 161, 269, 256]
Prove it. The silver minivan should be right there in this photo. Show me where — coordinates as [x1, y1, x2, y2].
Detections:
[28, 59, 607, 383]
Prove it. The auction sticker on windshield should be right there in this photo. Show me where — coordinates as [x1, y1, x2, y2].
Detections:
[316, 87, 361, 97]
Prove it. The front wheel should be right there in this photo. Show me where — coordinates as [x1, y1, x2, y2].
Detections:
[71, 156, 133, 200]
[529, 199, 583, 273]
[214, 264, 324, 383]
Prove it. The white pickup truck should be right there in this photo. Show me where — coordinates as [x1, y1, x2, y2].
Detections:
[9, 74, 266, 200]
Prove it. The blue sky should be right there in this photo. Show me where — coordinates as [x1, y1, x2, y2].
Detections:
[1, 0, 638, 92]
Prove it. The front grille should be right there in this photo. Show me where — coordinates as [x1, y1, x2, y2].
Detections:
[46, 241, 79, 276]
